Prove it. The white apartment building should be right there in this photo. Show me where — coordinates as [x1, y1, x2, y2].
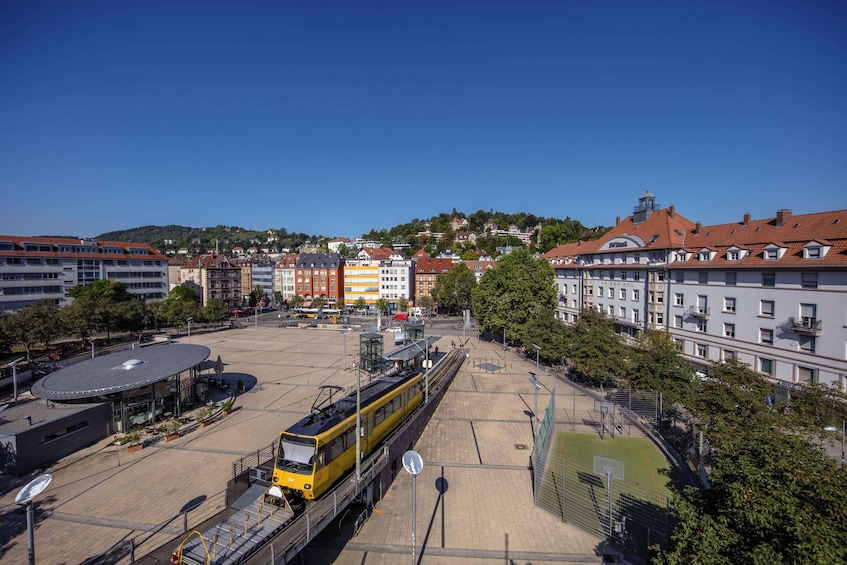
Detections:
[273, 254, 298, 301]
[544, 193, 847, 391]
[379, 261, 413, 308]
[0, 235, 168, 312]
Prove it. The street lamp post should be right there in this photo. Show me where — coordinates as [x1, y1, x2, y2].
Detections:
[402, 451, 423, 565]
[531, 343, 541, 371]
[4, 357, 26, 405]
[529, 373, 542, 438]
[15, 474, 52, 565]
[356, 362, 362, 484]
[340, 330, 348, 370]
[187, 317, 193, 345]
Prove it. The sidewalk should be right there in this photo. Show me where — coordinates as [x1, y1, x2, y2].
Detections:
[0, 325, 606, 564]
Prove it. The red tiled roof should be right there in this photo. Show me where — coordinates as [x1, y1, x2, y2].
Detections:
[414, 257, 454, 274]
[0, 234, 166, 260]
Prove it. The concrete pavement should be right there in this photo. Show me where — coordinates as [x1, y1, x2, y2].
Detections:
[0, 322, 606, 564]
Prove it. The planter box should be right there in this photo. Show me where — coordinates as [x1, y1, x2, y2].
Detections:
[127, 444, 143, 453]
[200, 421, 212, 428]
[165, 434, 180, 442]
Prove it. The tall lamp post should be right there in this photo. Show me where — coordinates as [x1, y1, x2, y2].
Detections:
[187, 317, 193, 345]
[531, 343, 541, 371]
[15, 474, 52, 565]
[3, 357, 26, 405]
[340, 330, 348, 370]
[402, 451, 423, 565]
[355, 360, 362, 484]
[529, 373, 542, 438]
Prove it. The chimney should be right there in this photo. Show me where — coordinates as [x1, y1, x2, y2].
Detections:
[616, 216, 620, 225]
[775, 209, 792, 227]
[742, 213, 751, 226]
[668, 205, 675, 218]
[694, 222, 701, 235]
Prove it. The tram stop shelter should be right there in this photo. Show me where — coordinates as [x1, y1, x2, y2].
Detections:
[384, 336, 440, 371]
[0, 344, 212, 476]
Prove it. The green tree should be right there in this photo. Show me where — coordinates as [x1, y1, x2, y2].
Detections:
[161, 285, 201, 330]
[200, 299, 230, 323]
[564, 308, 628, 386]
[69, 279, 136, 341]
[471, 249, 557, 346]
[114, 297, 151, 339]
[376, 298, 389, 314]
[418, 295, 434, 312]
[310, 296, 325, 309]
[398, 298, 409, 313]
[4, 300, 63, 360]
[627, 330, 694, 401]
[431, 263, 476, 315]
[289, 295, 305, 309]
[273, 291, 283, 305]
[354, 297, 367, 310]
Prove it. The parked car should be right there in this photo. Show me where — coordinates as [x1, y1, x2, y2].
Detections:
[393, 312, 409, 321]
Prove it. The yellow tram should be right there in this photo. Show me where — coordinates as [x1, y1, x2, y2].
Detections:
[272, 369, 425, 501]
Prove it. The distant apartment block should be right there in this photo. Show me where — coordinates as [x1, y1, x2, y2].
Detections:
[543, 192, 847, 391]
[296, 253, 343, 305]
[0, 235, 168, 312]
[413, 254, 454, 304]
[273, 254, 298, 300]
[180, 254, 242, 308]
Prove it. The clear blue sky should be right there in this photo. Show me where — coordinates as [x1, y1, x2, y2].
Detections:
[2, 1, 845, 239]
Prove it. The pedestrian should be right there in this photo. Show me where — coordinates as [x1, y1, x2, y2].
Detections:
[434, 346, 438, 356]
[451, 340, 455, 349]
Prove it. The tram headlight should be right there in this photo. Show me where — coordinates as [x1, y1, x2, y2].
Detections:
[272, 476, 279, 483]
[304, 483, 312, 490]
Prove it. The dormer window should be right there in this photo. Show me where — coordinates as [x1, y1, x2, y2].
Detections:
[699, 251, 710, 261]
[764, 249, 778, 260]
[806, 246, 821, 259]
[675, 251, 688, 262]
[728, 250, 739, 261]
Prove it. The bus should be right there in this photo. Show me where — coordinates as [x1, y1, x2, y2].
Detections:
[293, 307, 341, 320]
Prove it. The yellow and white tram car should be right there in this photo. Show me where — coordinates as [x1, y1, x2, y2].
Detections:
[272, 370, 424, 501]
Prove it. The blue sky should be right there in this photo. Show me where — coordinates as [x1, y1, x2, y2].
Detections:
[2, 1, 845, 239]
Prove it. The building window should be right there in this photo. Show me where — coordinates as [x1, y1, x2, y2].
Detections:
[608, 305, 614, 316]
[656, 313, 664, 325]
[728, 250, 739, 261]
[725, 272, 737, 286]
[673, 338, 684, 350]
[657, 292, 664, 304]
[806, 246, 821, 259]
[598, 286, 604, 298]
[619, 307, 626, 319]
[698, 271, 708, 284]
[619, 288, 626, 299]
[799, 335, 816, 354]
[764, 248, 779, 260]
[762, 272, 776, 287]
[760, 328, 774, 345]
[674, 315, 683, 328]
[760, 300, 775, 317]
[724, 323, 735, 338]
[724, 297, 736, 313]
[759, 357, 774, 376]
[697, 319, 707, 333]
[621, 271, 628, 281]
[696, 343, 708, 358]
[632, 289, 639, 301]
[672, 270, 683, 283]
[797, 366, 816, 383]
[608, 287, 614, 298]
[801, 272, 818, 289]
[724, 349, 737, 360]
[674, 293, 684, 306]
[633, 272, 641, 281]
[632, 309, 639, 323]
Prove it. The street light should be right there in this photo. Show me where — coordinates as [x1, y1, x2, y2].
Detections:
[340, 330, 348, 370]
[356, 360, 362, 483]
[187, 317, 193, 345]
[402, 450, 423, 565]
[529, 373, 542, 438]
[409, 338, 436, 403]
[15, 474, 52, 565]
[3, 357, 26, 405]
[531, 343, 541, 371]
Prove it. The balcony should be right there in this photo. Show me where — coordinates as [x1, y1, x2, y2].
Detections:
[688, 306, 710, 319]
[789, 317, 822, 336]
[614, 316, 641, 329]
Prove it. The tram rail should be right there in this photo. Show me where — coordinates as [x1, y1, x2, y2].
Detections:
[173, 349, 465, 565]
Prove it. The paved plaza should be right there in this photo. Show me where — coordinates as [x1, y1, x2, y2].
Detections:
[0, 321, 606, 564]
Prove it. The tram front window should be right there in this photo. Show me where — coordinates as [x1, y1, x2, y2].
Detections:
[277, 434, 316, 475]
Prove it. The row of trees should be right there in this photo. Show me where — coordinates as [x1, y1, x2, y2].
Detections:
[462, 249, 847, 562]
[0, 280, 230, 361]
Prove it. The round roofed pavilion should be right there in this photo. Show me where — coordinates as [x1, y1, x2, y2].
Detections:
[31, 344, 211, 433]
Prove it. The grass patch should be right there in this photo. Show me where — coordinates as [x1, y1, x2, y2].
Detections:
[553, 432, 675, 499]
